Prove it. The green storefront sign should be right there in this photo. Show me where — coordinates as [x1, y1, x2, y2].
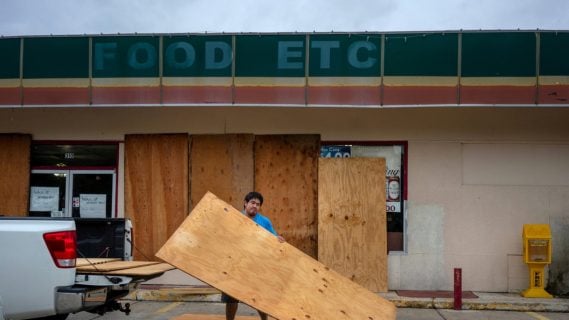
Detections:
[0, 31, 567, 79]
[0, 31, 568, 107]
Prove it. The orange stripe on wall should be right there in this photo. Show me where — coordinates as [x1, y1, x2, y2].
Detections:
[23, 87, 89, 105]
[460, 86, 536, 104]
[8, 83, 567, 106]
[538, 85, 569, 104]
[383, 86, 457, 105]
[163, 86, 232, 104]
[92, 87, 160, 105]
[234, 87, 305, 105]
[0, 88, 20, 105]
[308, 86, 380, 105]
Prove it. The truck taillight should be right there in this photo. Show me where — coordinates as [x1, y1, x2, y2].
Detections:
[43, 231, 77, 268]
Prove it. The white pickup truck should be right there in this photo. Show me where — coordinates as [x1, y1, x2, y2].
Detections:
[0, 217, 172, 320]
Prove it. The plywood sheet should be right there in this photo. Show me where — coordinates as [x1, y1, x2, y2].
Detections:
[173, 315, 273, 320]
[79, 263, 175, 276]
[190, 134, 254, 211]
[76, 258, 120, 267]
[76, 260, 160, 272]
[151, 286, 220, 295]
[318, 158, 388, 292]
[125, 134, 189, 260]
[174, 315, 275, 320]
[0, 134, 31, 216]
[157, 192, 396, 320]
[254, 135, 319, 258]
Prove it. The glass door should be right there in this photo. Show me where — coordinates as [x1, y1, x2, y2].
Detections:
[30, 170, 116, 218]
[29, 170, 69, 217]
[70, 171, 116, 218]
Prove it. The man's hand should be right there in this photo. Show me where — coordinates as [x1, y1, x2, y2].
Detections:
[277, 235, 286, 243]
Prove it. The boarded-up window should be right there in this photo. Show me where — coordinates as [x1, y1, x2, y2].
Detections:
[0, 134, 31, 216]
[190, 134, 254, 210]
[318, 157, 388, 292]
[125, 134, 189, 260]
[254, 135, 320, 258]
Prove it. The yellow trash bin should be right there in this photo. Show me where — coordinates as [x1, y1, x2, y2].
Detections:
[522, 224, 553, 298]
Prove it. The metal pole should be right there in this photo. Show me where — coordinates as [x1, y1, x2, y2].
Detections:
[454, 268, 462, 310]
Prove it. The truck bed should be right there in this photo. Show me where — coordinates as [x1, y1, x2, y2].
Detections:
[0, 217, 173, 320]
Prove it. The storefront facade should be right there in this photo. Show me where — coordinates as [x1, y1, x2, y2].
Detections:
[1, 31, 568, 294]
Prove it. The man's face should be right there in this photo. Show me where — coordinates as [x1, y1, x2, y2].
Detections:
[244, 198, 261, 216]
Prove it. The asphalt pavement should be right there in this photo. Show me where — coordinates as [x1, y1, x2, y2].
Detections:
[66, 286, 569, 320]
[67, 300, 569, 320]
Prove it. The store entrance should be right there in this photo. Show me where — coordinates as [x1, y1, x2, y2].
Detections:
[30, 170, 116, 218]
[29, 143, 118, 218]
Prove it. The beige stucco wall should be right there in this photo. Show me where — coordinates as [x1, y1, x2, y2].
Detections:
[2, 106, 569, 141]
[392, 141, 569, 292]
[2, 106, 569, 292]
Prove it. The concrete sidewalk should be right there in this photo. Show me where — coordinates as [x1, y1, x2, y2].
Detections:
[126, 285, 569, 313]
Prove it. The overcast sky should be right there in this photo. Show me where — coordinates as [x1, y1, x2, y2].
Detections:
[1, 0, 568, 36]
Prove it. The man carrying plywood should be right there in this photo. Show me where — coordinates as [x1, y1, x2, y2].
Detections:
[157, 191, 396, 320]
[223, 192, 285, 320]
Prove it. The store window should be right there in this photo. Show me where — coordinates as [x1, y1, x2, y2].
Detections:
[320, 142, 407, 252]
[29, 143, 118, 218]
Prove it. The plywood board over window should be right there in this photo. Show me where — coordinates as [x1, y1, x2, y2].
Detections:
[157, 192, 396, 320]
[125, 134, 189, 260]
[318, 157, 388, 292]
[0, 134, 31, 216]
[254, 135, 320, 258]
[190, 134, 254, 211]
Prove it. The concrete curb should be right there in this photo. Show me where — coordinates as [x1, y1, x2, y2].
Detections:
[127, 288, 569, 313]
[387, 298, 569, 312]
[380, 292, 569, 313]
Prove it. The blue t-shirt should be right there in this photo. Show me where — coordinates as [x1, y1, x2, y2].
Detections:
[243, 211, 277, 236]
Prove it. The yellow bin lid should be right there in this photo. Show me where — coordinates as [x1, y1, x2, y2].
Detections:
[523, 224, 551, 239]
